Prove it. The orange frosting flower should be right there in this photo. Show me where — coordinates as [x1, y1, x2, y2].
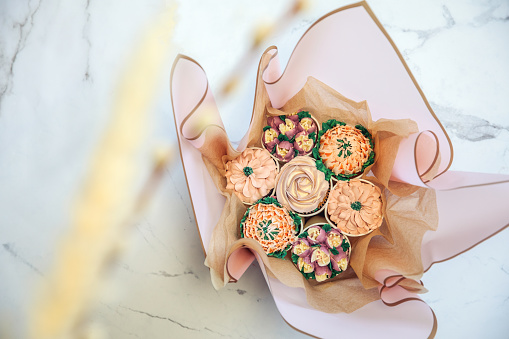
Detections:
[319, 125, 372, 176]
[242, 203, 297, 255]
[225, 148, 278, 204]
[327, 180, 383, 235]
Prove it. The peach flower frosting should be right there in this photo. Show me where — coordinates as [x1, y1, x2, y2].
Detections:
[225, 148, 277, 204]
[327, 180, 383, 235]
[275, 157, 329, 214]
[241, 202, 297, 255]
[319, 125, 372, 176]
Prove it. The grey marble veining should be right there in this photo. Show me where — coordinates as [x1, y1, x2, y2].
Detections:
[0, 1, 508, 338]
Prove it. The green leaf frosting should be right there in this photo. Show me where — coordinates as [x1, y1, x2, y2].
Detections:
[278, 134, 289, 142]
[309, 131, 316, 142]
[322, 224, 332, 232]
[289, 211, 302, 234]
[297, 111, 311, 119]
[298, 231, 309, 239]
[341, 239, 351, 253]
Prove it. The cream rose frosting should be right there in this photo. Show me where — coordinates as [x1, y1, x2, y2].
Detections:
[225, 148, 277, 204]
[327, 179, 383, 235]
[319, 125, 372, 176]
[275, 157, 329, 213]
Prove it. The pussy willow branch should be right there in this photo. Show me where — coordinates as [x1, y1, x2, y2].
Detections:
[218, 0, 310, 100]
[29, 7, 176, 339]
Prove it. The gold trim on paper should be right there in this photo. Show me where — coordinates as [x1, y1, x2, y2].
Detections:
[380, 275, 437, 339]
[170, 54, 207, 256]
[423, 221, 509, 273]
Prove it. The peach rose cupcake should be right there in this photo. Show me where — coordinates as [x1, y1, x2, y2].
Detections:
[225, 148, 278, 204]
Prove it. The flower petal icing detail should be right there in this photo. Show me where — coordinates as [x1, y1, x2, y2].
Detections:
[275, 157, 329, 214]
[275, 141, 295, 162]
[241, 201, 297, 256]
[292, 223, 350, 282]
[327, 179, 383, 235]
[262, 127, 280, 152]
[225, 148, 278, 204]
[319, 124, 372, 176]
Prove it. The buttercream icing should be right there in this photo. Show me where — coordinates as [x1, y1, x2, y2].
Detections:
[274, 141, 295, 162]
[263, 111, 318, 161]
[262, 127, 280, 152]
[275, 157, 329, 214]
[327, 179, 383, 236]
[318, 124, 372, 176]
[225, 148, 278, 204]
[291, 224, 351, 282]
[294, 131, 314, 155]
[241, 201, 298, 256]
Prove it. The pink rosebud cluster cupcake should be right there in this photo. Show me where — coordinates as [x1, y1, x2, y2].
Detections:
[262, 111, 318, 162]
[291, 224, 351, 282]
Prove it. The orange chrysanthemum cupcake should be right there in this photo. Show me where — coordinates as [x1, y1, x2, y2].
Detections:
[240, 197, 302, 258]
[326, 179, 383, 236]
[225, 148, 278, 204]
[312, 120, 374, 181]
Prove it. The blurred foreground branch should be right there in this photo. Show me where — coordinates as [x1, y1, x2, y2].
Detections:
[30, 7, 176, 339]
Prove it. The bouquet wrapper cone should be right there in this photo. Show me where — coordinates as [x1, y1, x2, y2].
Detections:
[170, 2, 509, 338]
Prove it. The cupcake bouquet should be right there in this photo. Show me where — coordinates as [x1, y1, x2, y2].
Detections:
[171, 4, 465, 334]
[224, 111, 383, 282]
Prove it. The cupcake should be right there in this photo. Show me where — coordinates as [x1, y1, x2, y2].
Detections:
[291, 223, 351, 282]
[262, 111, 319, 162]
[225, 148, 278, 204]
[240, 197, 301, 258]
[326, 179, 383, 236]
[313, 119, 374, 181]
[275, 157, 329, 216]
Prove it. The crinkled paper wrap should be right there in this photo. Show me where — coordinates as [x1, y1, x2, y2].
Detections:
[172, 2, 509, 336]
[202, 75, 437, 313]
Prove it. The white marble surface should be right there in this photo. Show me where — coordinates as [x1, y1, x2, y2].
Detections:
[1, 0, 508, 338]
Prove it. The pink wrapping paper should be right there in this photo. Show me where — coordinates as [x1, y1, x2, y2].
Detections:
[170, 2, 509, 337]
